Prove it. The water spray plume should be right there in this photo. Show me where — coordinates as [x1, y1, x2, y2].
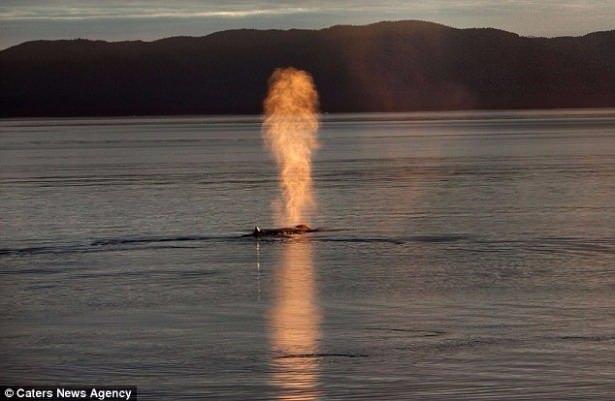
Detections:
[263, 67, 320, 226]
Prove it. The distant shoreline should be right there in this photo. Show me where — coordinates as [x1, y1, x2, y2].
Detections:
[2, 108, 615, 123]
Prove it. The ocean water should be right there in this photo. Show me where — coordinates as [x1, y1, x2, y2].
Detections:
[1, 111, 614, 400]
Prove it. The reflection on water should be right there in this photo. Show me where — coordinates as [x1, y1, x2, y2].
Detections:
[269, 240, 321, 400]
[256, 242, 262, 301]
[2, 112, 615, 400]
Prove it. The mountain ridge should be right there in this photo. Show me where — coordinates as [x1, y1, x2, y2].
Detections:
[1, 20, 614, 117]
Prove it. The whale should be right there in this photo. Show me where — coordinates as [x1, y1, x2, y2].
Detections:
[246, 224, 317, 238]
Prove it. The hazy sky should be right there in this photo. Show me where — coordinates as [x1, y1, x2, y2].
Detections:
[2, 0, 615, 49]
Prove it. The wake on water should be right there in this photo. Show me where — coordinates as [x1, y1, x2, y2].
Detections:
[1, 231, 613, 258]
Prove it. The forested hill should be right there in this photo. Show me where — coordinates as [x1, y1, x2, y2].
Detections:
[1, 20, 614, 117]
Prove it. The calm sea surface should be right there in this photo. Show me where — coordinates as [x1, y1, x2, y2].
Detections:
[1, 111, 614, 400]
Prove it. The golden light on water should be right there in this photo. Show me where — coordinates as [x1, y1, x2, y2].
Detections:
[269, 240, 321, 400]
[263, 67, 320, 226]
